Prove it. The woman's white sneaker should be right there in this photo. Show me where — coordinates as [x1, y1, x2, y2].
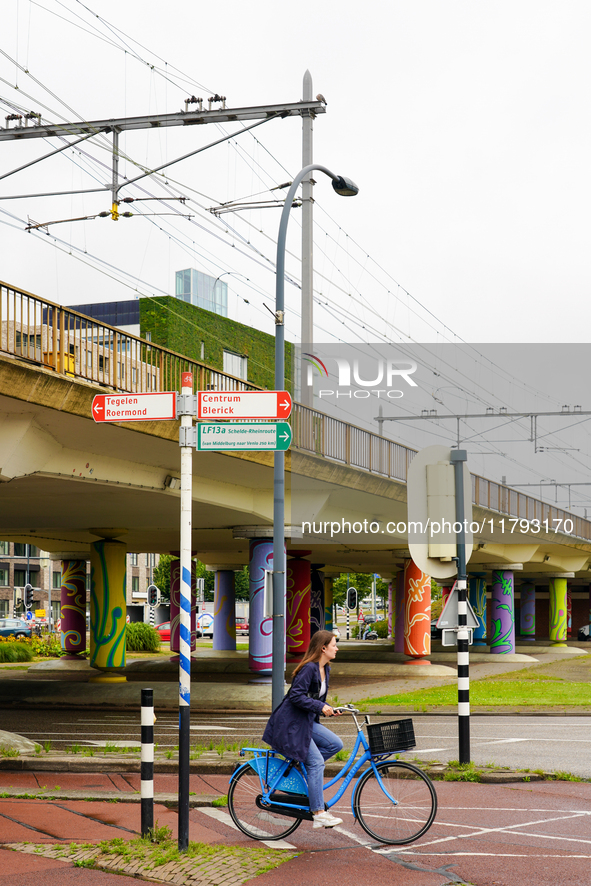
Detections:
[312, 811, 343, 829]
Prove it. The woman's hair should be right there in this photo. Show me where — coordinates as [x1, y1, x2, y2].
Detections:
[292, 630, 336, 678]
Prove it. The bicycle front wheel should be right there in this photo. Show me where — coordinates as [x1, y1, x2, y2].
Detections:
[227, 766, 302, 841]
[353, 760, 437, 844]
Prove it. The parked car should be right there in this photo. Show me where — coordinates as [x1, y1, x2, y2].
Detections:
[431, 619, 442, 640]
[196, 611, 214, 638]
[0, 618, 31, 639]
[577, 624, 591, 641]
[155, 621, 171, 642]
[235, 618, 249, 635]
[332, 626, 341, 640]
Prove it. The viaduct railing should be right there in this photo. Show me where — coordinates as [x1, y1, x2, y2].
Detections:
[2, 280, 591, 543]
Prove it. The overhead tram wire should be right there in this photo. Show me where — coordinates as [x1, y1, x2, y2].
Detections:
[0, 28, 576, 426]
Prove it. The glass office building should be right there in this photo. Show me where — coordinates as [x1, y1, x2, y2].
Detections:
[175, 269, 228, 317]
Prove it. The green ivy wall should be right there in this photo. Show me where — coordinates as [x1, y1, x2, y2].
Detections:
[139, 296, 293, 391]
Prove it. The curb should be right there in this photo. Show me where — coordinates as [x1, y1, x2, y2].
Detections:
[0, 754, 554, 784]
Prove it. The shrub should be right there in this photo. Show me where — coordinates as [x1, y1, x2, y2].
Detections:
[0, 640, 34, 663]
[29, 634, 64, 657]
[126, 622, 161, 653]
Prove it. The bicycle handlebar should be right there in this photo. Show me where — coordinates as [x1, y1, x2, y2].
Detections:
[332, 704, 360, 714]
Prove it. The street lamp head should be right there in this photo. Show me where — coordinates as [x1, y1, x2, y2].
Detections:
[332, 175, 359, 197]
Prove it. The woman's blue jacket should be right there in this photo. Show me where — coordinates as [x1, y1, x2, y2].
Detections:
[262, 661, 329, 763]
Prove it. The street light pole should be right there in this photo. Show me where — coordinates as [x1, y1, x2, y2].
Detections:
[272, 164, 358, 711]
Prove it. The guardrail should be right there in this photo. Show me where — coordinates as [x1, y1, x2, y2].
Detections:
[2, 279, 591, 543]
[0, 280, 259, 396]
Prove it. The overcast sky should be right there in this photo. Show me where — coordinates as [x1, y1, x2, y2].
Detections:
[2, 1, 591, 504]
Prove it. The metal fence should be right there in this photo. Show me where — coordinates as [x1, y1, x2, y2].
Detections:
[2, 279, 591, 543]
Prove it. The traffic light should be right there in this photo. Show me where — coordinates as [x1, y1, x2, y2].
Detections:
[346, 587, 357, 610]
[147, 584, 159, 607]
[24, 583, 34, 608]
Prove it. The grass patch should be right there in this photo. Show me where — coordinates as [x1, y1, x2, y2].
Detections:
[443, 760, 483, 782]
[0, 641, 34, 663]
[125, 622, 161, 653]
[360, 674, 591, 708]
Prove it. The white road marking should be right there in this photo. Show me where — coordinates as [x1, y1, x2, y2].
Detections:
[197, 806, 296, 850]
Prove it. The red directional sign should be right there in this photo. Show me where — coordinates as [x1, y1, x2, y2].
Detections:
[196, 390, 292, 420]
[92, 392, 177, 423]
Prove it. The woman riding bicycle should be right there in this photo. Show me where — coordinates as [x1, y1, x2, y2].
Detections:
[263, 629, 344, 829]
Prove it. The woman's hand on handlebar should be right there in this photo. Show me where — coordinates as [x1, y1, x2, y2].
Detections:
[322, 704, 342, 716]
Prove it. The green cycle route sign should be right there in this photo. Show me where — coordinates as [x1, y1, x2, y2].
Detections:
[196, 422, 292, 451]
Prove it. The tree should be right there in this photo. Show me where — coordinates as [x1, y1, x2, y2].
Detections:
[152, 554, 174, 602]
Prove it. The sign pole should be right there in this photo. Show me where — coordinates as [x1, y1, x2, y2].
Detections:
[178, 372, 193, 851]
[451, 449, 470, 764]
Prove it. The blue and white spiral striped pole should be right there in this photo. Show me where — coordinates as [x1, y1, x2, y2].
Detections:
[451, 449, 470, 764]
[140, 687, 154, 837]
[178, 371, 193, 851]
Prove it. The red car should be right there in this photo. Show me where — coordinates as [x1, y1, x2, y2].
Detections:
[235, 618, 249, 635]
[155, 621, 170, 642]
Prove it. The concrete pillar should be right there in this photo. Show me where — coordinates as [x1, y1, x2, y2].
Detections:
[310, 565, 325, 635]
[286, 556, 311, 660]
[170, 559, 197, 655]
[403, 559, 431, 658]
[60, 559, 87, 658]
[490, 569, 516, 654]
[394, 570, 405, 653]
[89, 538, 127, 682]
[213, 570, 236, 651]
[323, 577, 333, 631]
[469, 575, 487, 645]
[567, 584, 572, 637]
[520, 582, 536, 641]
[248, 539, 274, 675]
[549, 575, 569, 647]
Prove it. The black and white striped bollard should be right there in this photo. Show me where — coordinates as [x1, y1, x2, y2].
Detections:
[141, 688, 155, 836]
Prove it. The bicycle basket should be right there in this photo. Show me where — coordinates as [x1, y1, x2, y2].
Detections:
[367, 718, 415, 755]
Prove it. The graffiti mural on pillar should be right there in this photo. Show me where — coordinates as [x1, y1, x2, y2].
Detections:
[549, 577, 567, 643]
[324, 577, 333, 631]
[214, 571, 236, 651]
[490, 571, 515, 653]
[249, 539, 274, 674]
[403, 560, 431, 657]
[60, 560, 86, 655]
[567, 586, 572, 636]
[520, 584, 536, 639]
[286, 558, 311, 659]
[90, 539, 127, 671]
[310, 568, 324, 636]
[469, 577, 487, 642]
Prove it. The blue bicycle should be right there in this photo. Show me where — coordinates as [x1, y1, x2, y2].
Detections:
[227, 705, 437, 845]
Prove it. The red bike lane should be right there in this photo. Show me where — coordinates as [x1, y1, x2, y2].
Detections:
[1, 773, 591, 885]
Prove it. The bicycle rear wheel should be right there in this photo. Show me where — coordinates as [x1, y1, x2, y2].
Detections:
[353, 760, 437, 844]
[227, 766, 302, 841]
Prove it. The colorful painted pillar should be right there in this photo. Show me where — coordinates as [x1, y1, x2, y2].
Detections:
[520, 582, 536, 641]
[323, 576, 333, 632]
[89, 538, 127, 682]
[549, 575, 569, 647]
[248, 539, 274, 675]
[394, 570, 405, 652]
[286, 556, 311, 660]
[469, 575, 487, 645]
[567, 584, 572, 637]
[403, 560, 431, 659]
[387, 580, 393, 639]
[170, 559, 197, 655]
[310, 565, 325, 636]
[213, 570, 236, 651]
[490, 569, 516, 654]
[60, 559, 87, 658]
